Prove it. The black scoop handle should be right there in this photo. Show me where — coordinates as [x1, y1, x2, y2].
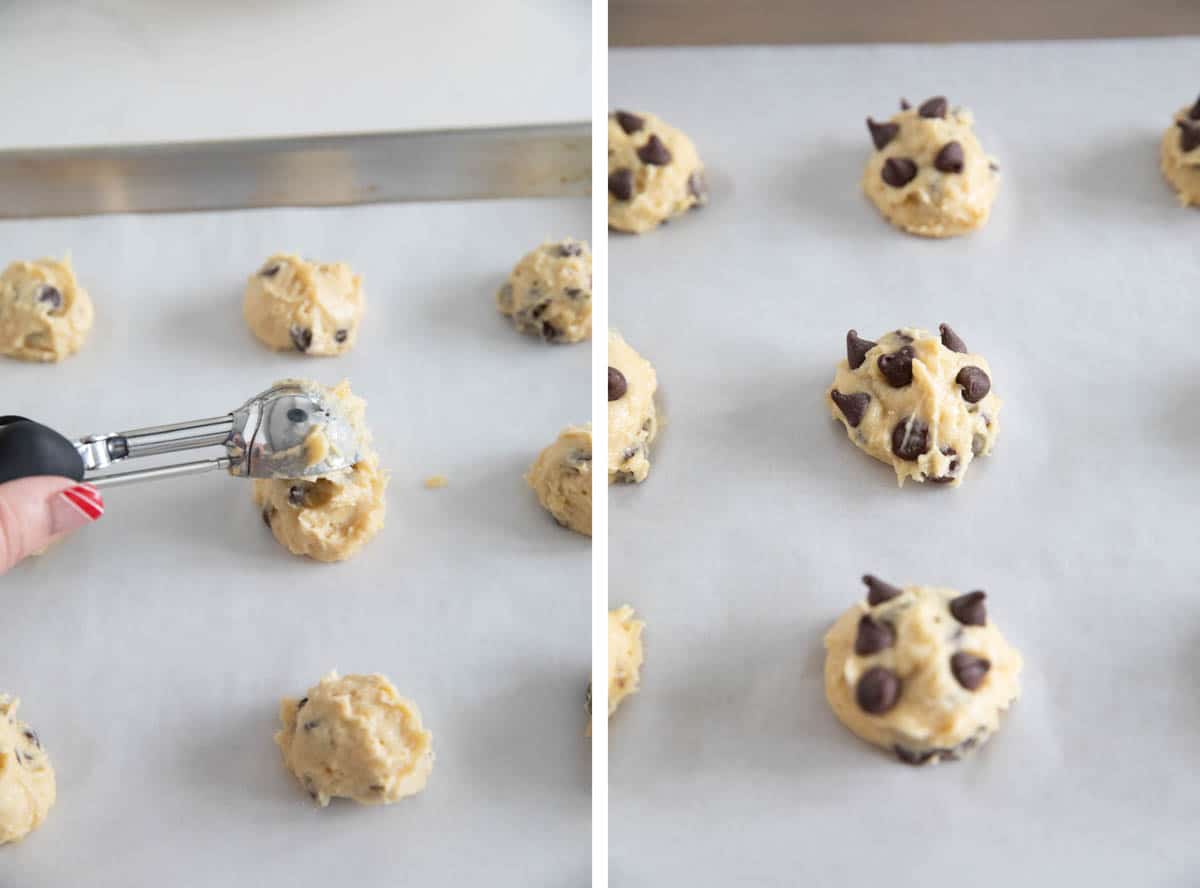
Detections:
[0, 416, 86, 485]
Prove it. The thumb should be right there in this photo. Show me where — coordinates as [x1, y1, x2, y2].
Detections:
[0, 477, 104, 574]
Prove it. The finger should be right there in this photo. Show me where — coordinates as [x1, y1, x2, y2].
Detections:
[0, 477, 104, 573]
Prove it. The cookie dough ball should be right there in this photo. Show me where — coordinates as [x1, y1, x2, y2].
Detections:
[827, 325, 1000, 487]
[496, 239, 592, 343]
[253, 380, 387, 562]
[608, 111, 708, 234]
[0, 696, 55, 844]
[608, 606, 645, 718]
[608, 331, 658, 484]
[0, 257, 93, 362]
[862, 96, 999, 238]
[275, 672, 433, 807]
[526, 424, 592, 536]
[1160, 94, 1200, 207]
[825, 576, 1022, 765]
[243, 254, 364, 355]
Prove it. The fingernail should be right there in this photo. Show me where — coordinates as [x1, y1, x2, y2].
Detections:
[50, 485, 104, 535]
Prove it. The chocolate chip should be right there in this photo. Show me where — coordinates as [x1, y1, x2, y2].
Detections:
[565, 287, 583, 298]
[687, 171, 708, 202]
[854, 615, 896, 655]
[919, 96, 948, 118]
[297, 697, 308, 709]
[867, 118, 899, 150]
[1179, 120, 1200, 153]
[900, 98, 911, 110]
[290, 326, 313, 352]
[260, 263, 281, 277]
[608, 366, 628, 401]
[36, 285, 63, 311]
[856, 666, 900, 715]
[950, 652, 990, 690]
[288, 485, 306, 507]
[637, 134, 672, 166]
[369, 784, 386, 793]
[846, 329, 876, 369]
[949, 591, 988, 626]
[891, 416, 930, 460]
[939, 323, 968, 353]
[881, 157, 918, 188]
[334, 329, 348, 343]
[23, 729, 40, 748]
[541, 322, 562, 342]
[608, 168, 634, 201]
[557, 242, 584, 258]
[956, 366, 991, 403]
[862, 574, 903, 606]
[302, 719, 321, 731]
[929, 446, 959, 483]
[877, 346, 915, 388]
[831, 390, 870, 427]
[615, 111, 645, 134]
[1190, 95, 1200, 120]
[895, 745, 937, 765]
[934, 141, 964, 173]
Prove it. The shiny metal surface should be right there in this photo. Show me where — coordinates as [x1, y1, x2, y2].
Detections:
[0, 123, 590, 219]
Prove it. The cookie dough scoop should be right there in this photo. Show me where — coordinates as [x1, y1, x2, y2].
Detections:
[0, 381, 364, 487]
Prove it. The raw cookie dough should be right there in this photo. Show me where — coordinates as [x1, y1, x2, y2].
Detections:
[608, 606, 644, 718]
[526, 424, 592, 536]
[862, 96, 999, 238]
[254, 379, 387, 562]
[608, 111, 708, 234]
[1160, 94, 1200, 207]
[0, 696, 55, 844]
[827, 324, 1000, 487]
[275, 672, 433, 807]
[825, 575, 1022, 765]
[0, 256, 93, 362]
[243, 254, 364, 355]
[496, 239, 592, 343]
[608, 331, 658, 484]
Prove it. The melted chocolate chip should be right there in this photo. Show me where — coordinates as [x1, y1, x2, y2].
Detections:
[557, 242, 584, 258]
[867, 118, 899, 150]
[881, 157, 918, 188]
[846, 329, 876, 370]
[830, 390, 870, 427]
[934, 141, 965, 173]
[854, 615, 896, 655]
[939, 323, 968, 353]
[856, 666, 900, 715]
[949, 590, 988, 626]
[950, 652, 990, 690]
[919, 96, 948, 119]
[877, 346, 915, 388]
[688, 171, 708, 202]
[260, 263, 281, 277]
[891, 417, 930, 461]
[956, 366, 991, 403]
[637, 134, 672, 166]
[37, 285, 63, 311]
[608, 367, 628, 401]
[1179, 120, 1200, 153]
[608, 168, 634, 201]
[863, 574, 903, 606]
[290, 326, 313, 352]
[615, 111, 645, 134]
[335, 329, 348, 343]
[288, 485, 306, 507]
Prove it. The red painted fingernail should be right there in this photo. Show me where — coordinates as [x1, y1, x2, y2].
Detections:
[50, 485, 104, 534]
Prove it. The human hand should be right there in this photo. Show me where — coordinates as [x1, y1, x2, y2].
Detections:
[0, 478, 103, 575]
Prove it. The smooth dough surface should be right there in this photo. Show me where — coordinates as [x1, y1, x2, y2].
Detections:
[0, 257, 93, 362]
[608, 111, 708, 234]
[827, 325, 1000, 487]
[275, 672, 433, 807]
[496, 239, 592, 343]
[526, 424, 592, 536]
[862, 97, 998, 238]
[254, 379, 387, 562]
[243, 254, 364, 355]
[608, 330, 658, 484]
[825, 579, 1021, 764]
[608, 606, 644, 718]
[1160, 97, 1200, 207]
[0, 696, 55, 844]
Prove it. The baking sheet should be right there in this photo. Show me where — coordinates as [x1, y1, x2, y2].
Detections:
[0, 198, 590, 887]
[609, 38, 1200, 887]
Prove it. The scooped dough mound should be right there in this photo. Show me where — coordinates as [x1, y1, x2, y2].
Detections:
[1160, 94, 1200, 207]
[608, 331, 658, 484]
[526, 424, 592, 536]
[608, 110, 708, 233]
[244, 254, 364, 355]
[0, 695, 56, 844]
[496, 239, 592, 343]
[608, 606, 644, 718]
[0, 256, 93, 362]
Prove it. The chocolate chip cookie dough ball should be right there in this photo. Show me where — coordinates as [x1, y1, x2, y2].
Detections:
[526, 424, 592, 536]
[608, 606, 644, 719]
[862, 96, 999, 237]
[0, 257, 93, 362]
[825, 576, 1022, 765]
[275, 672, 433, 807]
[496, 239, 592, 343]
[827, 325, 1000, 487]
[1160, 93, 1200, 207]
[0, 695, 56, 844]
[608, 331, 658, 484]
[243, 254, 364, 355]
[608, 111, 708, 234]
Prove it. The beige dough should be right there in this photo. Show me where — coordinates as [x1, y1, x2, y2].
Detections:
[825, 576, 1022, 765]
[243, 254, 364, 355]
[1160, 96, 1200, 207]
[254, 379, 387, 562]
[827, 325, 1000, 487]
[496, 239, 592, 343]
[608, 331, 658, 484]
[0, 696, 55, 844]
[276, 672, 433, 807]
[862, 96, 999, 238]
[608, 111, 708, 234]
[525, 424, 592, 536]
[608, 606, 644, 718]
[0, 256, 93, 362]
